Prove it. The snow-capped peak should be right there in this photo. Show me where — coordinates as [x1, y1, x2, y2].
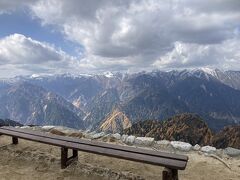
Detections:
[198, 67, 218, 77]
[30, 74, 41, 78]
[103, 71, 114, 78]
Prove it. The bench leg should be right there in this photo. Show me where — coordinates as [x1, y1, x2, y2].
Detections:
[162, 168, 178, 180]
[12, 137, 18, 145]
[61, 147, 78, 169]
[61, 147, 68, 169]
[72, 149, 78, 159]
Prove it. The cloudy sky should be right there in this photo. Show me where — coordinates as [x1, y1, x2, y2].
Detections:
[0, 0, 239, 77]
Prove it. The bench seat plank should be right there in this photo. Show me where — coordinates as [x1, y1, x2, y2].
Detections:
[0, 126, 188, 162]
[0, 127, 187, 170]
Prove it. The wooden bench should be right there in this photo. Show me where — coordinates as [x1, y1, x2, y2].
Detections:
[0, 126, 188, 180]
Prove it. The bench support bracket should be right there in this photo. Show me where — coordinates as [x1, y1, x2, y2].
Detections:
[61, 147, 78, 169]
[162, 167, 178, 180]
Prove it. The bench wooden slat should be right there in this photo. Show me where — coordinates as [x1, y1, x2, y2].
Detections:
[0, 128, 187, 170]
[1, 126, 188, 162]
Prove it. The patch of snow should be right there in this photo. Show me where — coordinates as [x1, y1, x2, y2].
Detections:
[43, 105, 48, 111]
[104, 71, 114, 78]
[200, 67, 218, 77]
[30, 74, 40, 78]
[200, 84, 207, 92]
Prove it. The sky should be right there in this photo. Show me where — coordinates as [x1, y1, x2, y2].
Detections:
[0, 0, 239, 78]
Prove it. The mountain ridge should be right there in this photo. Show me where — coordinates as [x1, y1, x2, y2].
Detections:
[1, 68, 240, 131]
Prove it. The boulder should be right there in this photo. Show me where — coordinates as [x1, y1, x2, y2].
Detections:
[224, 147, 240, 157]
[112, 133, 121, 140]
[84, 131, 97, 139]
[41, 126, 55, 131]
[121, 135, 128, 142]
[135, 137, 154, 146]
[53, 126, 79, 135]
[153, 140, 173, 151]
[49, 129, 66, 136]
[20, 126, 32, 129]
[101, 134, 111, 142]
[170, 141, 192, 152]
[193, 144, 201, 151]
[201, 146, 216, 154]
[91, 132, 106, 139]
[125, 135, 136, 145]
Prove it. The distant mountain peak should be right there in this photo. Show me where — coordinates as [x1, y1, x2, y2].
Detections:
[103, 71, 114, 78]
[99, 109, 132, 133]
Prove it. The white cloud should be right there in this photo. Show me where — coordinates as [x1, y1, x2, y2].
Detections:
[153, 38, 240, 70]
[0, 0, 240, 76]
[0, 34, 81, 77]
[28, 0, 240, 71]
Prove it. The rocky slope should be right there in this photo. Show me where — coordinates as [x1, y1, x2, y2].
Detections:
[212, 126, 240, 149]
[98, 109, 131, 133]
[0, 82, 84, 129]
[124, 113, 240, 149]
[0, 119, 22, 127]
[1, 69, 240, 131]
[124, 113, 213, 146]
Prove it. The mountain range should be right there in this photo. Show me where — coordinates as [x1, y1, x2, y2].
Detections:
[124, 113, 240, 149]
[1, 68, 240, 131]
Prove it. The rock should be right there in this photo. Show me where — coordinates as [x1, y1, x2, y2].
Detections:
[193, 144, 201, 151]
[170, 141, 192, 152]
[53, 126, 79, 135]
[31, 126, 43, 131]
[41, 126, 55, 131]
[49, 129, 66, 136]
[20, 126, 32, 129]
[125, 135, 136, 145]
[112, 133, 121, 140]
[224, 147, 240, 157]
[68, 132, 83, 138]
[135, 137, 154, 146]
[103, 134, 111, 138]
[91, 132, 105, 139]
[153, 140, 174, 152]
[101, 134, 111, 142]
[201, 146, 216, 154]
[156, 140, 170, 145]
[121, 135, 128, 142]
[84, 131, 97, 139]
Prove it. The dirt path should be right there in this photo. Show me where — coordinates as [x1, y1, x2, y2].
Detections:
[0, 136, 240, 180]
